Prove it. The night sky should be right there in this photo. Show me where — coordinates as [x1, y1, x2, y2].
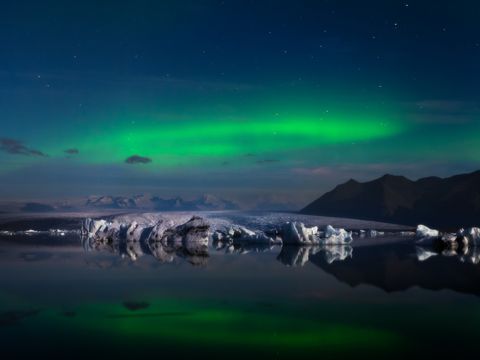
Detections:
[0, 1, 479, 207]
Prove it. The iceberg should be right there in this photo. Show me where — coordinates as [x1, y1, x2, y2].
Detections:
[147, 219, 176, 241]
[212, 225, 280, 246]
[162, 216, 210, 247]
[323, 225, 353, 244]
[415, 225, 440, 240]
[81, 215, 211, 262]
[367, 229, 377, 237]
[280, 222, 352, 245]
[281, 222, 320, 245]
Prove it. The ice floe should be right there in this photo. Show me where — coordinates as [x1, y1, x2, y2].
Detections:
[323, 225, 353, 244]
[281, 222, 320, 245]
[415, 225, 440, 241]
[211, 224, 280, 247]
[280, 222, 352, 245]
[81, 215, 210, 263]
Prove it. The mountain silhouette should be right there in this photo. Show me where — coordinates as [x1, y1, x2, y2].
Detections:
[301, 170, 480, 229]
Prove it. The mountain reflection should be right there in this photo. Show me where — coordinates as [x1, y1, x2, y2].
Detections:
[310, 244, 480, 296]
[79, 230, 480, 297]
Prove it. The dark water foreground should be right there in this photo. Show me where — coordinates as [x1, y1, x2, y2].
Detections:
[1, 233, 479, 359]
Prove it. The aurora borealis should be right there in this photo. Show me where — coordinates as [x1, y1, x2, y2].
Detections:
[0, 1, 479, 207]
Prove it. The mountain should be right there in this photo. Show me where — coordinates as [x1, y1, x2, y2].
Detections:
[150, 194, 238, 211]
[85, 195, 142, 209]
[20, 202, 56, 212]
[300, 170, 480, 229]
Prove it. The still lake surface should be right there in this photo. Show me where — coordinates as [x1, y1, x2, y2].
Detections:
[0, 213, 479, 359]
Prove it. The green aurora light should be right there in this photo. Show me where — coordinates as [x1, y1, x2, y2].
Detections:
[46, 110, 405, 167]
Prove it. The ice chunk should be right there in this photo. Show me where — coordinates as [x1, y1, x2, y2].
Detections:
[147, 219, 175, 241]
[415, 225, 439, 241]
[163, 216, 210, 248]
[126, 222, 145, 242]
[323, 225, 353, 244]
[213, 225, 279, 245]
[281, 222, 319, 245]
[25, 229, 40, 235]
[367, 229, 377, 237]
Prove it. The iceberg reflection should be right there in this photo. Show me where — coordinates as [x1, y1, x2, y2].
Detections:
[277, 245, 353, 267]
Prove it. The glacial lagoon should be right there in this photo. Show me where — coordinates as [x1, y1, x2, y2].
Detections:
[1, 211, 480, 359]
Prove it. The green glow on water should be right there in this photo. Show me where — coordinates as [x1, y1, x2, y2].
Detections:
[41, 299, 400, 351]
[4, 296, 480, 358]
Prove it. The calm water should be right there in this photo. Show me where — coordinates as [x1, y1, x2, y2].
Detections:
[1, 232, 479, 359]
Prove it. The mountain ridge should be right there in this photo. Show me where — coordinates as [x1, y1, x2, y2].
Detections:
[301, 170, 480, 229]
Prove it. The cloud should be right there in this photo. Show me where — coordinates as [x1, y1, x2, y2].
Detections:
[407, 100, 480, 124]
[125, 155, 152, 164]
[64, 148, 79, 155]
[291, 162, 449, 180]
[0, 138, 47, 157]
[256, 159, 280, 164]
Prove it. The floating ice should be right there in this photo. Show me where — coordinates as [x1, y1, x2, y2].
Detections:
[323, 225, 353, 244]
[415, 225, 440, 242]
[81, 215, 210, 262]
[281, 222, 319, 245]
[212, 225, 279, 247]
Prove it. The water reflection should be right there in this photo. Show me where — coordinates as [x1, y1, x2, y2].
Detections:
[277, 245, 353, 266]
[4, 228, 480, 297]
[416, 245, 480, 265]
[311, 244, 480, 296]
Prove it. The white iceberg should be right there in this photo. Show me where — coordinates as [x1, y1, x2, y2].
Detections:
[281, 223, 352, 245]
[126, 222, 145, 242]
[367, 229, 377, 237]
[213, 225, 279, 246]
[415, 225, 440, 242]
[323, 225, 353, 244]
[281, 222, 320, 245]
[147, 219, 175, 241]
